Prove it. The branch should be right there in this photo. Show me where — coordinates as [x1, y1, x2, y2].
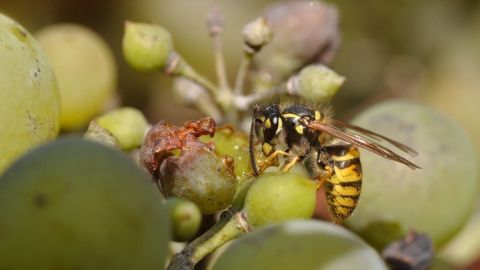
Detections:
[207, 3, 230, 92]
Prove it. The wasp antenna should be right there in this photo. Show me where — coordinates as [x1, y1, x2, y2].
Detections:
[249, 112, 259, 176]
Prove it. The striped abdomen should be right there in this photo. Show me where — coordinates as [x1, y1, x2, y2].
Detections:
[325, 145, 362, 223]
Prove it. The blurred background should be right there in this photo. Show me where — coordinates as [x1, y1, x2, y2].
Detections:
[1, 0, 480, 268]
[1, 0, 478, 139]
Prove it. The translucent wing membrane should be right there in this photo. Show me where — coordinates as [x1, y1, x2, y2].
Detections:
[330, 119, 418, 156]
[305, 119, 421, 170]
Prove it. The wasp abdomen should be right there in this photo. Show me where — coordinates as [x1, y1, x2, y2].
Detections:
[325, 145, 362, 223]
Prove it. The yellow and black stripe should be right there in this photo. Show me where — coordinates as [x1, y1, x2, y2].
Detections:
[324, 145, 362, 223]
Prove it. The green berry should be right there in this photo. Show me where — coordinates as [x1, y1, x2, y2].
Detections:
[96, 107, 150, 150]
[123, 21, 173, 71]
[36, 24, 117, 131]
[243, 171, 317, 227]
[0, 13, 60, 174]
[0, 138, 170, 269]
[209, 220, 388, 270]
[346, 100, 478, 249]
[165, 197, 202, 242]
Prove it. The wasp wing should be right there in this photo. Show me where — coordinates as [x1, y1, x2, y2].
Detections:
[305, 120, 421, 170]
[330, 119, 418, 156]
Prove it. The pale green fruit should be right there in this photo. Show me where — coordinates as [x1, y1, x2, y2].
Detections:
[244, 171, 317, 227]
[346, 100, 478, 249]
[165, 197, 202, 242]
[0, 139, 170, 270]
[122, 21, 173, 71]
[439, 204, 480, 267]
[36, 24, 117, 131]
[0, 13, 60, 174]
[208, 220, 388, 270]
[96, 107, 150, 150]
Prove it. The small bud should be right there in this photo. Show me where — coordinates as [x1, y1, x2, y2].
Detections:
[96, 107, 150, 150]
[289, 64, 345, 102]
[242, 17, 272, 53]
[122, 21, 173, 71]
[165, 197, 202, 242]
[83, 121, 121, 149]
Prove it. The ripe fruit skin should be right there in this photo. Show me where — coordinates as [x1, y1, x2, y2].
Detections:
[208, 220, 388, 270]
[346, 100, 478, 249]
[244, 171, 317, 227]
[0, 139, 170, 270]
[0, 13, 60, 174]
[36, 24, 117, 131]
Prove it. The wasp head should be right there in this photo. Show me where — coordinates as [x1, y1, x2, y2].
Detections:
[249, 104, 283, 176]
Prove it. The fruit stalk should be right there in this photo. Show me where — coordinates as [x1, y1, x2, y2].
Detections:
[191, 211, 251, 264]
[166, 208, 247, 269]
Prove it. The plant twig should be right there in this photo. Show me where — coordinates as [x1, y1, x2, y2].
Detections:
[207, 3, 230, 92]
[166, 52, 219, 96]
[233, 84, 288, 110]
[234, 52, 253, 95]
[166, 208, 241, 270]
[191, 211, 250, 264]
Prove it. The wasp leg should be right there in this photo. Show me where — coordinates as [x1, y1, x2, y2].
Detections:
[316, 165, 334, 190]
[258, 150, 291, 173]
[281, 155, 301, 172]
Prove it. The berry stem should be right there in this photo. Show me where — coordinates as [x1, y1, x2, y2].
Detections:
[233, 52, 253, 95]
[166, 53, 219, 96]
[233, 83, 288, 110]
[207, 3, 230, 93]
[191, 211, 251, 264]
[166, 208, 251, 269]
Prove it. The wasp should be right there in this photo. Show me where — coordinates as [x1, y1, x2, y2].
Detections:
[249, 101, 421, 223]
